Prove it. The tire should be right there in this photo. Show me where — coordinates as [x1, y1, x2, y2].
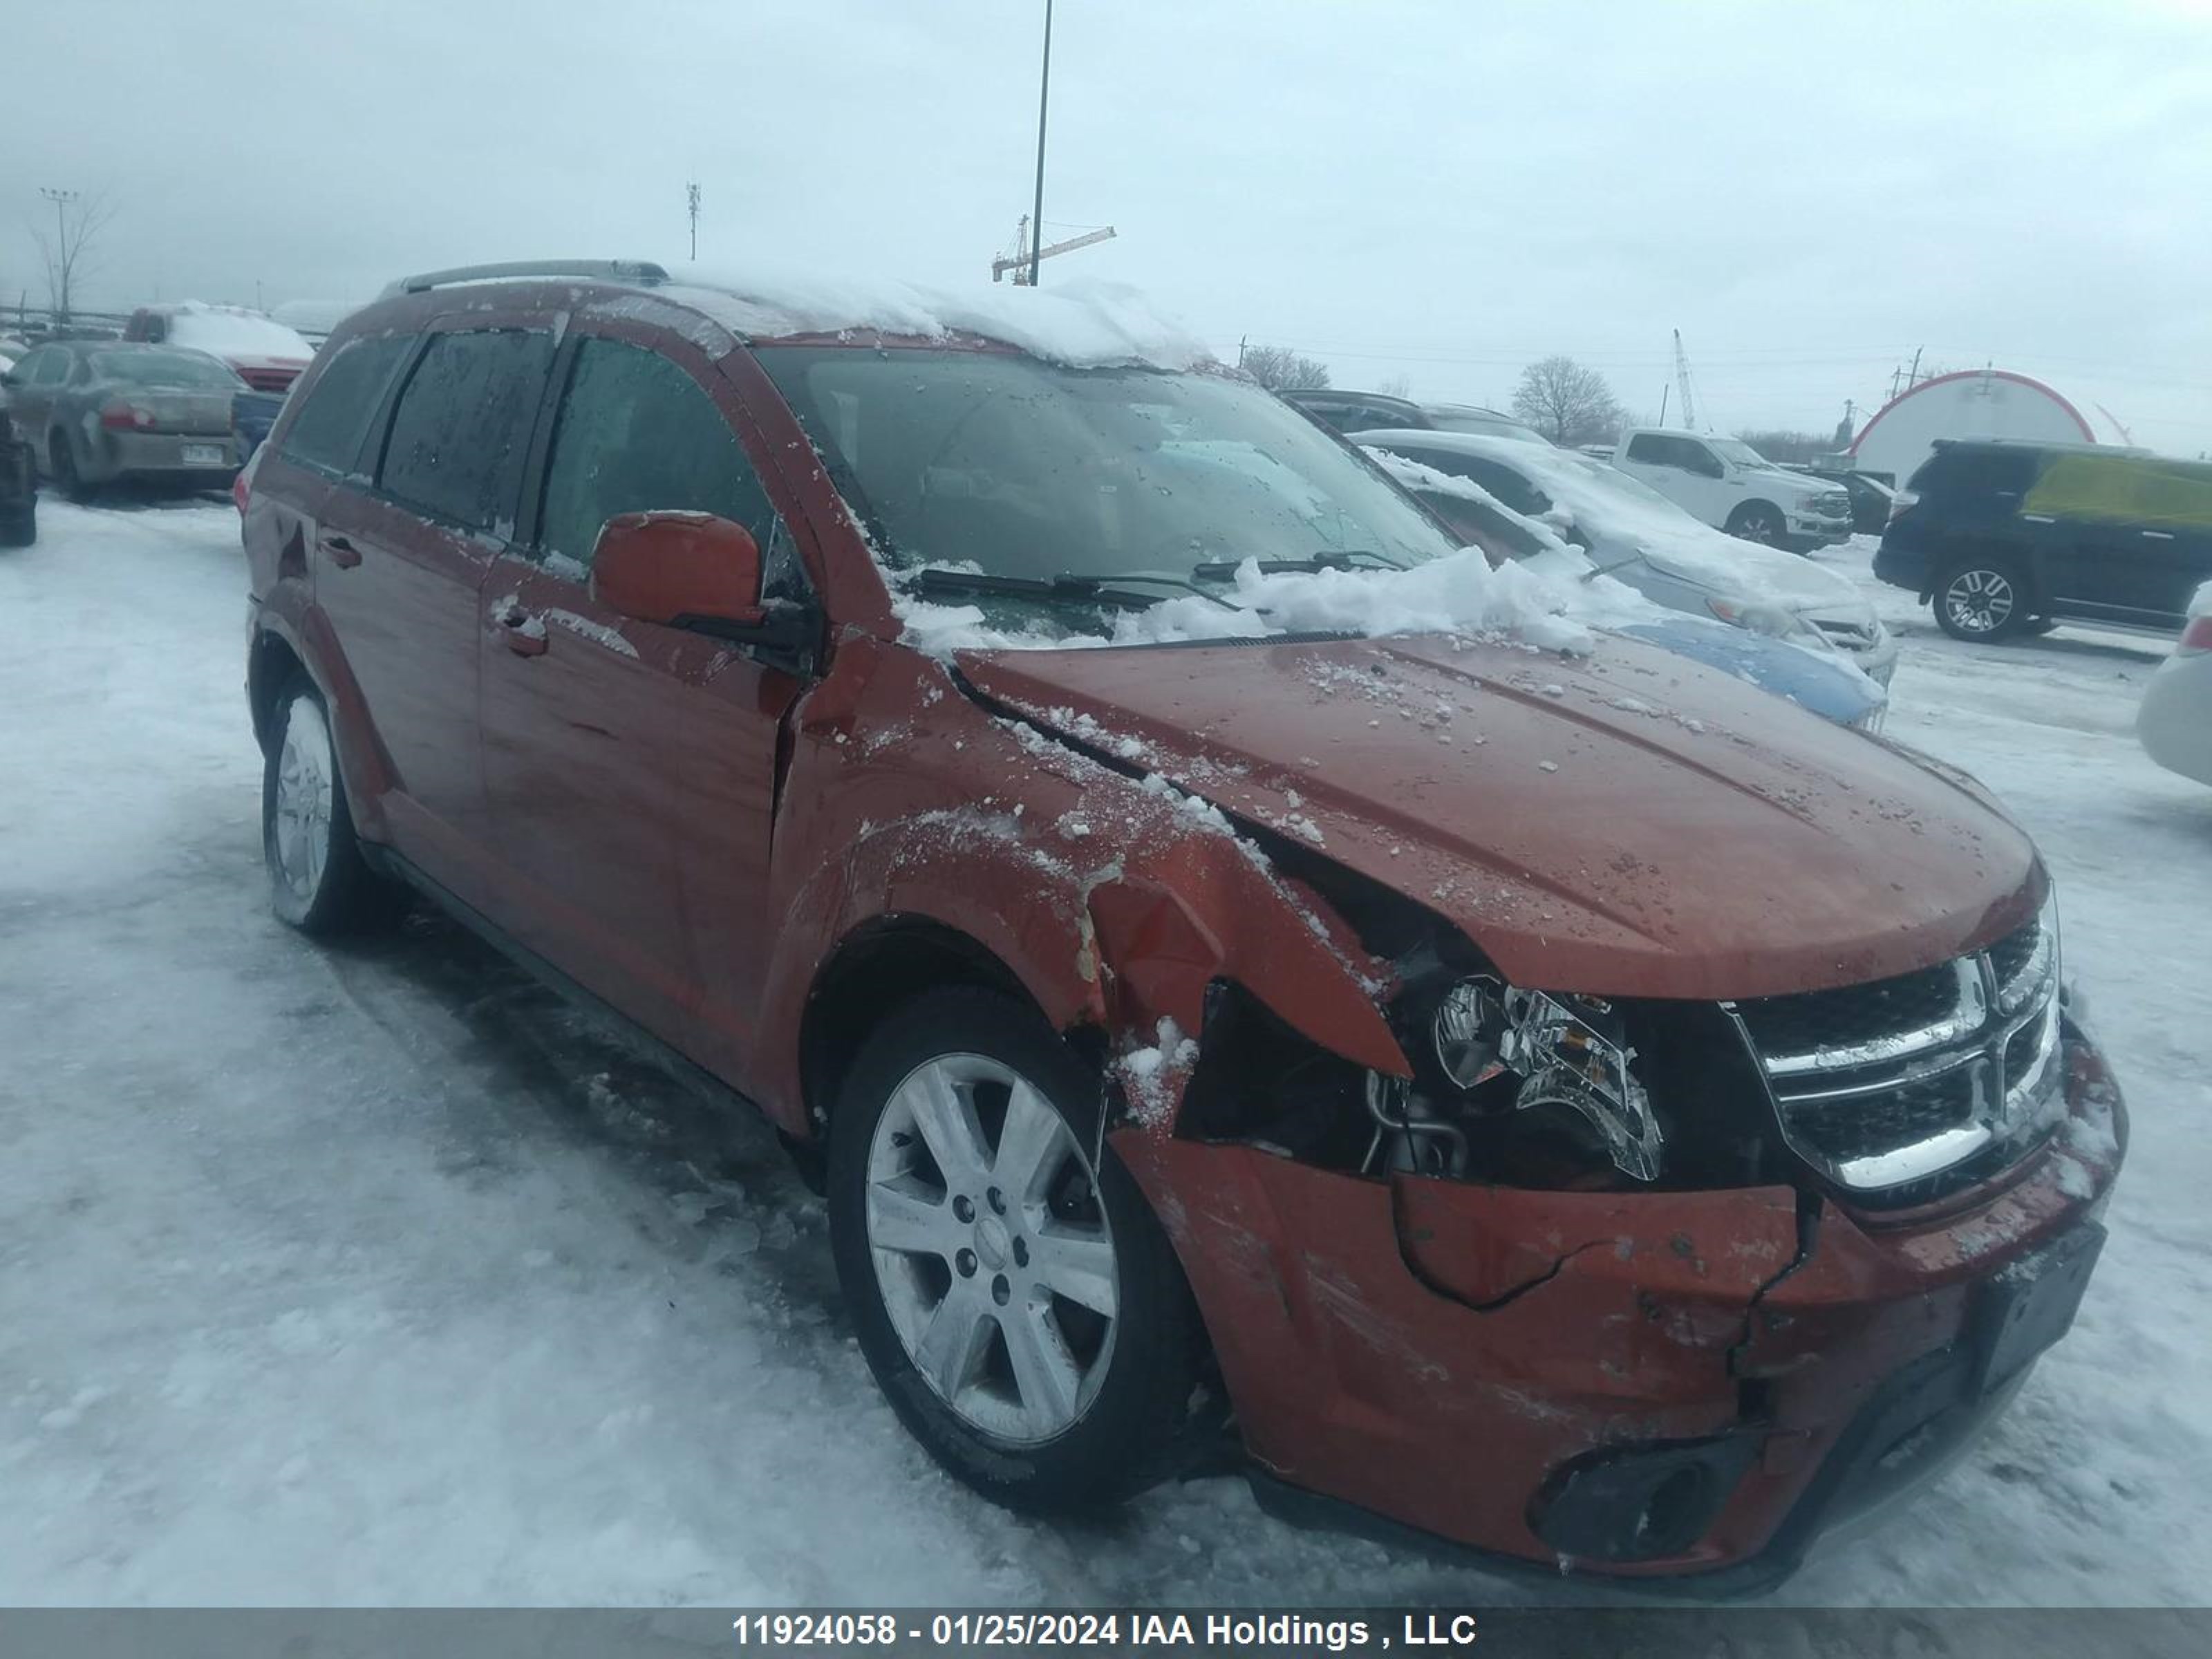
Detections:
[261, 678, 394, 934]
[48, 429, 93, 502]
[1934, 556, 2029, 643]
[0, 501, 31, 548]
[828, 986, 1208, 1512]
[1726, 501, 1786, 546]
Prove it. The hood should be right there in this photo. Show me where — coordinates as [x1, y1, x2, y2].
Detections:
[958, 633, 2036, 1002]
[1743, 465, 1837, 500]
[1627, 529, 1869, 617]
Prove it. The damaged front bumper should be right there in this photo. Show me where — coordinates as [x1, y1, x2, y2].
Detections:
[1115, 1031, 2125, 1593]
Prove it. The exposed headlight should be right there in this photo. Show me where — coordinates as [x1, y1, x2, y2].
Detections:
[1705, 595, 1810, 639]
[1425, 977, 1665, 1181]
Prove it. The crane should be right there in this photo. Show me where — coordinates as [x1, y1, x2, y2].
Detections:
[991, 216, 1116, 283]
[1671, 328, 1698, 431]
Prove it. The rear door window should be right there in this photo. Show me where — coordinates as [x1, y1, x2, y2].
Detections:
[535, 336, 796, 581]
[377, 328, 555, 534]
[282, 335, 411, 475]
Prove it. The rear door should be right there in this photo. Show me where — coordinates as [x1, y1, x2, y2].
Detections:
[476, 326, 812, 1061]
[312, 319, 556, 906]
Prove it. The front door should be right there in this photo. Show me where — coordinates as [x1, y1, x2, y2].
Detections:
[476, 330, 809, 1060]
[312, 321, 556, 905]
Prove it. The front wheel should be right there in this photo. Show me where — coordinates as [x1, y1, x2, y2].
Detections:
[1935, 557, 2027, 642]
[1726, 501, 1786, 545]
[262, 680, 394, 933]
[0, 500, 32, 548]
[828, 986, 1208, 1512]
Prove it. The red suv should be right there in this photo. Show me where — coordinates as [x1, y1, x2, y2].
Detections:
[241, 260, 2124, 1591]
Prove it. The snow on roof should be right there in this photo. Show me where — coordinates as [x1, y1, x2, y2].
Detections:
[659, 265, 1214, 371]
[159, 302, 314, 362]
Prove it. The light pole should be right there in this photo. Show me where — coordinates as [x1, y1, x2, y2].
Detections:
[39, 187, 79, 321]
[1027, 0, 1053, 287]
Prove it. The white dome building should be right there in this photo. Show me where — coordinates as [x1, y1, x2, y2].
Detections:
[1849, 370, 2130, 486]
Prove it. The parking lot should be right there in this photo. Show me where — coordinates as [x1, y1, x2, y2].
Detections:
[1, 497, 2207, 1607]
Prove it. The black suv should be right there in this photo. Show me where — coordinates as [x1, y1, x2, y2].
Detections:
[1875, 439, 2212, 641]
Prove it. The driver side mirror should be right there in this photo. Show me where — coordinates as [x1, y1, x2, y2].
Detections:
[590, 511, 765, 630]
[1695, 453, 1727, 478]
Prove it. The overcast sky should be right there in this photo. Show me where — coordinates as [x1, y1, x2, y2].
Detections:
[7, 0, 2208, 451]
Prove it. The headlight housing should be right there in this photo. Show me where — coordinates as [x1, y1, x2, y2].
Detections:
[1705, 594, 1828, 647]
[1412, 976, 1665, 1182]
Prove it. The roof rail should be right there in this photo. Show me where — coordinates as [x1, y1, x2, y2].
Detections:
[378, 260, 671, 298]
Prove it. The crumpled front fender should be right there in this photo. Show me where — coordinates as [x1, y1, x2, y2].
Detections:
[752, 637, 1405, 1136]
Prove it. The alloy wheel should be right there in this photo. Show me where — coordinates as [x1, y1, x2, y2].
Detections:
[1944, 568, 2016, 637]
[864, 1053, 1119, 1446]
[272, 696, 336, 904]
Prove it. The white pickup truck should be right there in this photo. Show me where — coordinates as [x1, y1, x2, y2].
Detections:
[1611, 428, 1853, 552]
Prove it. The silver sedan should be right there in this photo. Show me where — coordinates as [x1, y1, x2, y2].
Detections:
[0, 341, 241, 496]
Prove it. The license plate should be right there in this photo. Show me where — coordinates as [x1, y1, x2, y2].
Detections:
[1974, 1221, 2104, 1389]
[182, 444, 225, 467]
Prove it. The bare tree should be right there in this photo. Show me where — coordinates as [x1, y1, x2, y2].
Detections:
[33, 190, 115, 323]
[1510, 355, 1624, 446]
[1240, 343, 1331, 391]
[1376, 373, 1412, 400]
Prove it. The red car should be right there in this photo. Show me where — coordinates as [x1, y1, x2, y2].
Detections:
[124, 302, 315, 393]
[240, 260, 2123, 1592]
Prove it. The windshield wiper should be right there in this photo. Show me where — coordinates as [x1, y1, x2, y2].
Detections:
[1580, 552, 1647, 583]
[1190, 549, 1406, 581]
[907, 566, 1244, 612]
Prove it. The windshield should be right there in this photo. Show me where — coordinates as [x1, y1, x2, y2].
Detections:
[1708, 437, 1768, 467]
[91, 349, 243, 389]
[1425, 409, 1546, 442]
[754, 348, 1455, 589]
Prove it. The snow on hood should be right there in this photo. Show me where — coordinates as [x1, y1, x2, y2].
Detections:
[161, 303, 314, 363]
[1362, 431, 1870, 617]
[659, 264, 1213, 371]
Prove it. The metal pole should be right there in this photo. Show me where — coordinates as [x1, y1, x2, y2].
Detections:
[1027, 0, 1053, 287]
[40, 188, 79, 321]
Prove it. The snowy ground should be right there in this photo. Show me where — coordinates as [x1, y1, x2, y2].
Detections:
[1, 501, 2206, 1607]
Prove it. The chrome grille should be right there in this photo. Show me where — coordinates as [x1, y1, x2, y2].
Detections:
[1727, 910, 2063, 1194]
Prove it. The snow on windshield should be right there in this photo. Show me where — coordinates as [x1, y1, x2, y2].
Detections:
[665, 265, 1212, 370]
[890, 452, 1671, 662]
[162, 303, 315, 360]
[1374, 434, 1824, 601]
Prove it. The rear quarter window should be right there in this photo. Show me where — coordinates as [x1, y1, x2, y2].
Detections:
[1914, 447, 2042, 502]
[281, 335, 411, 475]
[377, 329, 554, 534]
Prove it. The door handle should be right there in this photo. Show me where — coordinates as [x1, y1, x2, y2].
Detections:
[496, 606, 549, 657]
[317, 530, 362, 568]
[2142, 529, 2176, 541]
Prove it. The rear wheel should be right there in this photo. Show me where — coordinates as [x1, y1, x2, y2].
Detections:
[48, 430, 92, 502]
[828, 986, 1208, 1512]
[1935, 557, 2028, 642]
[262, 680, 394, 934]
[1727, 501, 1786, 545]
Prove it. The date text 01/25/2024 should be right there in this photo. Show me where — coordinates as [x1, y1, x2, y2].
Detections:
[729, 1612, 1481, 1650]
